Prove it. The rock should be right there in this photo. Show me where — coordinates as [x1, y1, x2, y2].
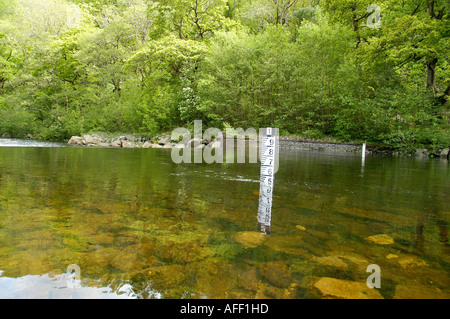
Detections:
[313, 255, 349, 271]
[397, 255, 428, 269]
[121, 140, 136, 148]
[190, 258, 236, 298]
[98, 142, 111, 147]
[158, 135, 171, 145]
[440, 148, 449, 158]
[142, 141, 153, 148]
[123, 135, 136, 141]
[311, 277, 383, 299]
[68, 136, 83, 145]
[163, 144, 172, 149]
[415, 148, 428, 157]
[186, 137, 203, 148]
[234, 231, 267, 248]
[255, 281, 299, 299]
[1, 133, 11, 138]
[236, 268, 258, 292]
[386, 253, 399, 259]
[173, 144, 185, 149]
[110, 245, 144, 272]
[147, 264, 187, 291]
[313, 254, 368, 273]
[365, 234, 394, 245]
[83, 134, 105, 146]
[264, 235, 308, 257]
[156, 240, 213, 264]
[260, 261, 292, 288]
[394, 285, 450, 299]
[110, 139, 122, 147]
[151, 144, 163, 148]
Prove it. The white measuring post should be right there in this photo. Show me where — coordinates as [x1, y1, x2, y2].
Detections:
[257, 127, 278, 235]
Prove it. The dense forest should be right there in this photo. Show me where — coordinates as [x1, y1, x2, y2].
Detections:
[0, 0, 448, 151]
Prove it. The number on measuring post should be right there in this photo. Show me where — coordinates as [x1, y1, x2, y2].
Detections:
[257, 127, 277, 235]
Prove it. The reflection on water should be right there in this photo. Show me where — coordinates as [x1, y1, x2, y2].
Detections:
[0, 270, 136, 299]
[0, 142, 448, 299]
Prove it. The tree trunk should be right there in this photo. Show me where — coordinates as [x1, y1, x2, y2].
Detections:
[426, 57, 438, 93]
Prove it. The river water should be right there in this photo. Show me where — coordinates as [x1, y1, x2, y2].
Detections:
[0, 140, 448, 298]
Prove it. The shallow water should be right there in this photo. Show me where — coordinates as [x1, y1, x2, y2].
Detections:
[0, 141, 448, 298]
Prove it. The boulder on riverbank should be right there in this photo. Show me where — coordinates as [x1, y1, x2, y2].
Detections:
[66, 134, 449, 159]
[67, 133, 219, 149]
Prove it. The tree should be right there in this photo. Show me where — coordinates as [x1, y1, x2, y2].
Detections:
[157, 0, 232, 40]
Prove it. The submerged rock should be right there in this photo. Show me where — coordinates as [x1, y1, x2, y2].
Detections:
[311, 277, 383, 299]
[365, 234, 394, 245]
[397, 255, 428, 269]
[313, 253, 369, 273]
[260, 261, 292, 288]
[313, 255, 349, 271]
[386, 253, 399, 259]
[233, 231, 267, 248]
[394, 285, 450, 299]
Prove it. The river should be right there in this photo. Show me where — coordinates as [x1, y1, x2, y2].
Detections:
[0, 139, 448, 298]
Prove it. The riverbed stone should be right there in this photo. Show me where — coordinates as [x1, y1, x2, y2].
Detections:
[260, 261, 292, 288]
[365, 234, 394, 245]
[397, 255, 428, 269]
[151, 143, 163, 148]
[147, 264, 187, 293]
[415, 148, 429, 157]
[311, 277, 383, 299]
[313, 255, 349, 271]
[233, 231, 267, 248]
[386, 253, 399, 259]
[393, 284, 450, 299]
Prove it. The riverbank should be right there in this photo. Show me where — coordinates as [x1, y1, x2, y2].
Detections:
[65, 133, 450, 159]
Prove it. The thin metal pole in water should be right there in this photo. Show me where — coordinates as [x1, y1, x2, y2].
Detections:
[361, 140, 366, 171]
[257, 127, 277, 235]
[362, 140, 367, 159]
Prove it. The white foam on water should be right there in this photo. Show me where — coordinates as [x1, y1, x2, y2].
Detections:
[0, 138, 66, 148]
